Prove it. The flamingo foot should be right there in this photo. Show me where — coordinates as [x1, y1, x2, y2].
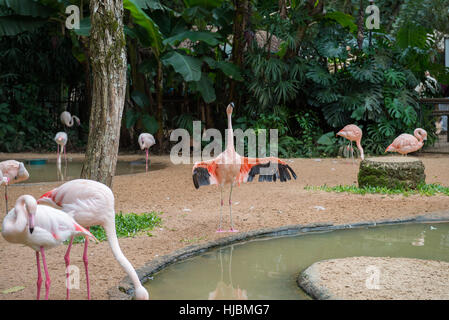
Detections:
[227, 228, 239, 233]
[216, 229, 225, 233]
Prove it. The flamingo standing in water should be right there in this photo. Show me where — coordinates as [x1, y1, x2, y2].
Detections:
[37, 179, 149, 300]
[138, 133, 156, 172]
[0, 160, 30, 213]
[60, 111, 80, 128]
[385, 128, 427, 155]
[1, 195, 97, 300]
[54, 132, 68, 165]
[336, 124, 364, 161]
[192, 103, 297, 232]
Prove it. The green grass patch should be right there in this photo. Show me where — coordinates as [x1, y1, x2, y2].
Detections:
[72, 211, 163, 244]
[305, 183, 449, 197]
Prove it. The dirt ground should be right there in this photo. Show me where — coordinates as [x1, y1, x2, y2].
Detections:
[299, 257, 449, 300]
[0, 152, 448, 300]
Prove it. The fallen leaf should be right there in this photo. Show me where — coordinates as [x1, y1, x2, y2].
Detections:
[2, 286, 25, 294]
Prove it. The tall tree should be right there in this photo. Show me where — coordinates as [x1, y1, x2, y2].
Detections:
[81, 0, 127, 187]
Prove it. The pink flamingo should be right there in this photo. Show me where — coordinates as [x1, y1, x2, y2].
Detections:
[192, 103, 297, 232]
[1, 195, 97, 300]
[60, 111, 80, 128]
[336, 124, 364, 161]
[54, 132, 68, 165]
[37, 179, 149, 300]
[0, 160, 30, 213]
[138, 133, 156, 172]
[385, 128, 427, 155]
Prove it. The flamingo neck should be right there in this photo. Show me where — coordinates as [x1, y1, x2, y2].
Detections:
[356, 140, 364, 160]
[226, 113, 234, 150]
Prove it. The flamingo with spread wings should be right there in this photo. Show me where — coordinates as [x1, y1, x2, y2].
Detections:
[192, 103, 297, 232]
[1, 195, 97, 300]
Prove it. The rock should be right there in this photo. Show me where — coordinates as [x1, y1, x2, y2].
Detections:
[298, 257, 449, 300]
[358, 156, 425, 189]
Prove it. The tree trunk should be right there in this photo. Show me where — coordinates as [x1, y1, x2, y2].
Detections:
[81, 0, 127, 187]
[357, 0, 365, 50]
[155, 59, 164, 153]
[229, 0, 249, 103]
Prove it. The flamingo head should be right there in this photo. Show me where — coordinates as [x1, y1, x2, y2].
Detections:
[226, 102, 234, 116]
[336, 130, 346, 138]
[414, 128, 427, 141]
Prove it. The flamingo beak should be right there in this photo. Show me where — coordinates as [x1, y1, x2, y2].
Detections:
[29, 213, 34, 234]
[230, 102, 234, 108]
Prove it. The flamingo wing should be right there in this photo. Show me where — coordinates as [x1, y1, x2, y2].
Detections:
[192, 159, 219, 189]
[237, 157, 297, 184]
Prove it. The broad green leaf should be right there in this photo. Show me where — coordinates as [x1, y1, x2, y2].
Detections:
[131, 91, 149, 109]
[142, 114, 159, 134]
[0, 16, 46, 36]
[164, 31, 221, 47]
[183, 0, 223, 9]
[123, 0, 163, 56]
[0, 0, 53, 18]
[194, 73, 216, 103]
[325, 11, 357, 34]
[125, 109, 140, 128]
[161, 51, 202, 82]
[203, 57, 243, 81]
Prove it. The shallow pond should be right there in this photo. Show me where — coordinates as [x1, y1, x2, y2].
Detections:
[145, 222, 449, 300]
[19, 159, 163, 183]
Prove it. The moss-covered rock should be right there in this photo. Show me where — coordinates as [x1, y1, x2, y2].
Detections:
[358, 156, 425, 189]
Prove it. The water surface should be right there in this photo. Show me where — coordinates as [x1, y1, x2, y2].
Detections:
[146, 223, 449, 300]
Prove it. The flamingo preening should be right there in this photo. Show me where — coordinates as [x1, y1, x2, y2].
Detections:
[192, 103, 297, 232]
[60, 111, 80, 128]
[1, 195, 97, 300]
[385, 128, 427, 155]
[336, 124, 364, 161]
[54, 132, 68, 165]
[0, 160, 30, 213]
[138, 133, 156, 172]
[37, 179, 149, 300]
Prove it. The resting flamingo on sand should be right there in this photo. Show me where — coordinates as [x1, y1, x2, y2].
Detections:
[60, 111, 80, 128]
[385, 128, 427, 155]
[37, 179, 149, 300]
[54, 132, 68, 164]
[0, 160, 30, 213]
[138, 133, 156, 172]
[336, 124, 364, 161]
[1, 195, 97, 300]
[192, 103, 297, 232]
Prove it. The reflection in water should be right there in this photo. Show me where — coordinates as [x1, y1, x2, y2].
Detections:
[208, 246, 248, 300]
[146, 223, 449, 300]
[18, 159, 165, 184]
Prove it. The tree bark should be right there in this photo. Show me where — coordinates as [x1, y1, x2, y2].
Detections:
[357, 0, 365, 50]
[81, 0, 127, 187]
[155, 59, 163, 153]
[229, 0, 249, 103]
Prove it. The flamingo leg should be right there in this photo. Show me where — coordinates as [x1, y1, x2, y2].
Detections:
[83, 232, 91, 300]
[57, 144, 60, 163]
[146, 148, 149, 173]
[228, 183, 238, 232]
[64, 145, 67, 167]
[4, 184, 8, 214]
[40, 247, 51, 300]
[36, 251, 42, 300]
[217, 186, 224, 232]
[64, 236, 74, 300]
[351, 141, 355, 165]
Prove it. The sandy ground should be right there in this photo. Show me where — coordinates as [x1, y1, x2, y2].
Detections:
[0, 153, 448, 300]
[299, 257, 449, 300]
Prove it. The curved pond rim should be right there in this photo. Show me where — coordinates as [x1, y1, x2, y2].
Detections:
[108, 210, 449, 300]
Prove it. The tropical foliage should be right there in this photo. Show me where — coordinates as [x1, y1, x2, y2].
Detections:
[1, 0, 448, 156]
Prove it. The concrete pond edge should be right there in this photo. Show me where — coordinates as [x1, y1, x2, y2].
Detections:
[107, 210, 449, 300]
